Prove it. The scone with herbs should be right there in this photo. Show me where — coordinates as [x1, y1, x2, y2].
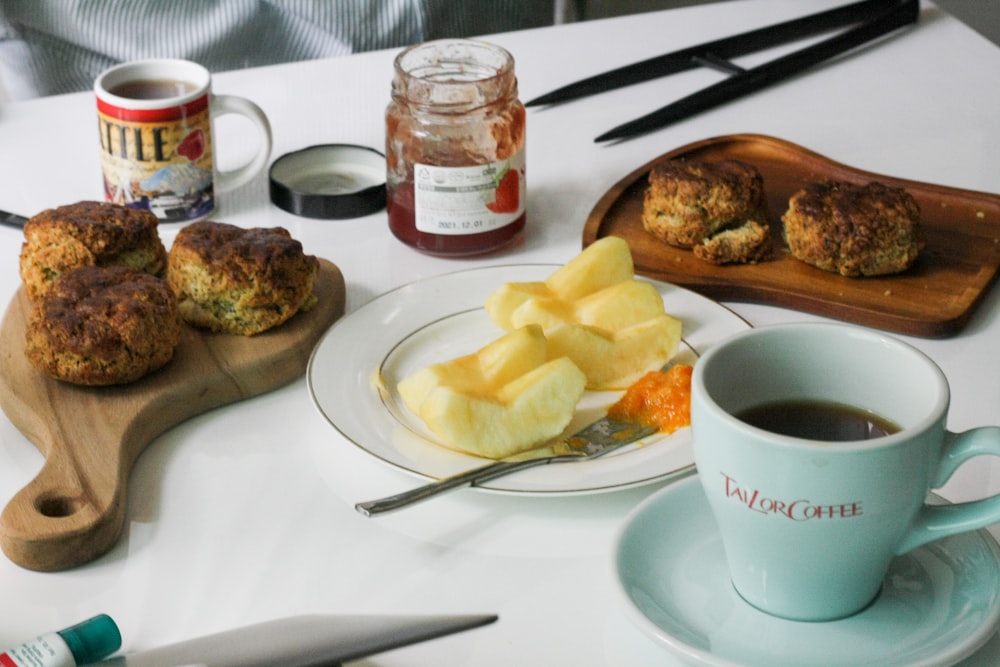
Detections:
[642, 159, 771, 264]
[166, 221, 318, 335]
[19, 201, 167, 301]
[25, 265, 181, 386]
[782, 180, 924, 277]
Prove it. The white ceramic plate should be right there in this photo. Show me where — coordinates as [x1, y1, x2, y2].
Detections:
[614, 475, 1000, 667]
[307, 264, 749, 495]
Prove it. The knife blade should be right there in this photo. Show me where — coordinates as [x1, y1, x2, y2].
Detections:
[90, 614, 498, 667]
[0, 208, 28, 229]
[355, 410, 666, 516]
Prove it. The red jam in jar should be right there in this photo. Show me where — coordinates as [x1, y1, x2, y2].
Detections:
[386, 39, 526, 256]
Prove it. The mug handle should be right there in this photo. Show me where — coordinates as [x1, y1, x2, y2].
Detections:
[896, 426, 1000, 554]
[210, 94, 273, 192]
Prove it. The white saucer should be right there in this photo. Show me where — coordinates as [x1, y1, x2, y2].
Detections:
[614, 476, 1000, 667]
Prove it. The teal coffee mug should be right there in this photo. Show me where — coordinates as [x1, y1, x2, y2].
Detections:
[691, 323, 1000, 622]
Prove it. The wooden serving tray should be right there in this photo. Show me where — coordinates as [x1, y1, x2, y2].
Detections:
[583, 134, 1000, 337]
[0, 260, 345, 571]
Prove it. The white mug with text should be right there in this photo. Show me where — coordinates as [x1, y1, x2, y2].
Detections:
[95, 59, 272, 223]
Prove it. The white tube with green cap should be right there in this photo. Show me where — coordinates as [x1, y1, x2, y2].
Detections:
[0, 615, 121, 667]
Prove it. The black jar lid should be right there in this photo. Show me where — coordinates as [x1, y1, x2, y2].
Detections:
[269, 144, 386, 219]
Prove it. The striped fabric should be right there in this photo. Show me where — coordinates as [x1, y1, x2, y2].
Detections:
[0, 0, 556, 100]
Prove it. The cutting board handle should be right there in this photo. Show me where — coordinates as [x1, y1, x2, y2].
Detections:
[1, 434, 128, 571]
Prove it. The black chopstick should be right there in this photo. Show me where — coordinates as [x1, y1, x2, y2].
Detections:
[526, 0, 910, 108]
[525, 0, 920, 143]
[595, 0, 919, 142]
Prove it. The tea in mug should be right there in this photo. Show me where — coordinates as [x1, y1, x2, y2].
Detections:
[109, 78, 199, 100]
[737, 400, 900, 441]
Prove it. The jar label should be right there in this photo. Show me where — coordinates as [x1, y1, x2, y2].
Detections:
[414, 149, 525, 235]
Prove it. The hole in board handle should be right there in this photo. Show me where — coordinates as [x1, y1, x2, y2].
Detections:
[35, 493, 85, 517]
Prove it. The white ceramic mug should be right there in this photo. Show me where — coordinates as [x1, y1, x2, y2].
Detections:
[691, 323, 1000, 621]
[95, 59, 272, 223]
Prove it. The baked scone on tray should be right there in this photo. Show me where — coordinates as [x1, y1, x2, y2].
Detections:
[782, 180, 924, 277]
[642, 158, 771, 264]
[19, 200, 167, 301]
[24, 265, 182, 386]
[14, 202, 329, 390]
[9, 206, 339, 389]
[166, 221, 319, 336]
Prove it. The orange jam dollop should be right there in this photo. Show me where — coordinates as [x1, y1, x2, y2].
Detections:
[606, 365, 693, 433]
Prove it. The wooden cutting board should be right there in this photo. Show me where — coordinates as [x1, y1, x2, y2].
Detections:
[583, 134, 1000, 337]
[0, 259, 345, 571]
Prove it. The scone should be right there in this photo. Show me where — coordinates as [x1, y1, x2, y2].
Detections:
[166, 221, 318, 336]
[642, 159, 771, 263]
[782, 180, 924, 277]
[19, 201, 167, 301]
[25, 265, 182, 386]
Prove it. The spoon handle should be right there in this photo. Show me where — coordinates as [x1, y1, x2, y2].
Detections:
[355, 457, 561, 516]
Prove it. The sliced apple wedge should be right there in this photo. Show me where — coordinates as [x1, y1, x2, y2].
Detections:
[484, 236, 682, 389]
[397, 325, 586, 459]
[546, 234, 635, 301]
[545, 316, 682, 389]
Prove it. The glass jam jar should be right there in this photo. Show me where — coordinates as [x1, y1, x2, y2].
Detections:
[386, 39, 526, 256]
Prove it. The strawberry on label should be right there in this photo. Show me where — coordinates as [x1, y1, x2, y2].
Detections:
[486, 167, 520, 214]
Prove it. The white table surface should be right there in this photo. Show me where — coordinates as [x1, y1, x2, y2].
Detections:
[1, 1, 1000, 664]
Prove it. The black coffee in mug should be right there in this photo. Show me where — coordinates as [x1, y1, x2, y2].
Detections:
[108, 78, 198, 100]
[737, 400, 900, 441]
